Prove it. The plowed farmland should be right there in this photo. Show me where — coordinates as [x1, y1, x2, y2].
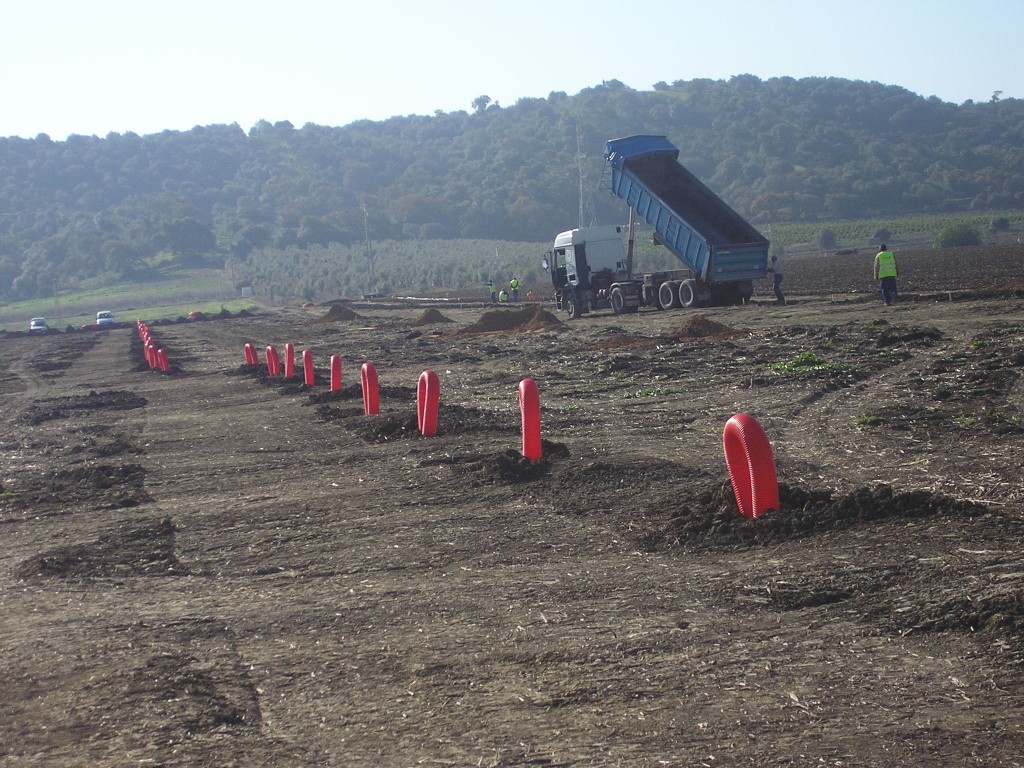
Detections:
[3, 244, 1024, 767]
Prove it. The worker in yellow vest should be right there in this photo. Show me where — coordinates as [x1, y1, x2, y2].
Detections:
[873, 244, 899, 305]
[509, 277, 520, 302]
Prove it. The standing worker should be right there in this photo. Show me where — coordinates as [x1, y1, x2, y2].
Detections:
[873, 244, 899, 305]
[487, 279, 496, 304]
[768, 252, 785, 305]
[509, 276, 520, 302]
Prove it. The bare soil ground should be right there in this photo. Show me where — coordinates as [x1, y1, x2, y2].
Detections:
[2, 244, 1024, 767]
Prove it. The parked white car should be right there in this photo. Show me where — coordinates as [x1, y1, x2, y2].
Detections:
[29, 317, 49, 333]
[95, 310, 114, 327]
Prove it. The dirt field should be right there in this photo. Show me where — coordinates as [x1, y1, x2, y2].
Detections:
[2, 244, 1024, 767]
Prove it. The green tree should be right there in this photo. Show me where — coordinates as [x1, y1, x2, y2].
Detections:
[933, 222, 981, 247]
[103, 241, 145, 277]
[297, 216, 345, 247]
[817, 228, 838, 251]
[162, 217, 217, 266]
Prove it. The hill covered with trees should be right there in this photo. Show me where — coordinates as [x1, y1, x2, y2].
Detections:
[1, 75, 1022, 302]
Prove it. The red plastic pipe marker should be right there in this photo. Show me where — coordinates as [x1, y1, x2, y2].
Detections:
[244, 343, 258, 365]
[157, 349, 170, 372]
[416, 369, 440, 436]
[518, 378, 542, 461]
[330, 355, 342, 392]
[284, 342, 295, 378]
[266, 345, 280, 376]
[723, 413, 779, 518]
[361, 362, 379, 415]
[302, 349, 315, 387]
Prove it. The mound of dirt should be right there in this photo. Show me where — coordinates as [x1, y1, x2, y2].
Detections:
[634, 481, 993, 553]
[15, 517, 185, 579]
[666, 315, 739, 339]
[349, 412, 420, 441]
[592, 328, 660, 351]
[12, 463, 151, 509]
[866, 319, 943, 347]
[455, 306, 562, 336]
[23, 390, 148, 425]
[412, 308, 453, 326]
[519, 306, 563, 331]
[422, 440, 571, 484]
[305, 384, 364, 404]
[315, 401, 514, 441]
[315, 305, 362, 323]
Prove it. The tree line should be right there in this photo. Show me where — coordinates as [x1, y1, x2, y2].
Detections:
[1, 75, 1021, 301]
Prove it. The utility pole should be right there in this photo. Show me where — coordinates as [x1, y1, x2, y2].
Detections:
[361, 196, 375, 297]
[575, 120, 596, 229]
[577, 125, 585, 229]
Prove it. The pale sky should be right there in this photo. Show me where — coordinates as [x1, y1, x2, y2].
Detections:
[2, 0, 1020, 140]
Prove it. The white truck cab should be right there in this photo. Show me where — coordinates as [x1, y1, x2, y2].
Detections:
[549, 225, 628, 288]
[543, 225, 635, 318]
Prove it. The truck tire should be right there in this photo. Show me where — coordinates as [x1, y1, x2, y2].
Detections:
[737, 280, 754, 304]
[678, 279, 699, 308]
[564, 290, 581, 319]
[610, 287, 626, 314]
[658, 281, 679, 310]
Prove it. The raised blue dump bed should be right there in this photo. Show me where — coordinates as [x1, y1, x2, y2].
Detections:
[605, 135, 768, 283]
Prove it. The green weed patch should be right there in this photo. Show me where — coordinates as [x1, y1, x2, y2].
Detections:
[768, 351, 852, 374]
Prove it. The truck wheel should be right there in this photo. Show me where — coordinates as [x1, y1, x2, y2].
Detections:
[564, 291, 581, 319]
[678, 279, 699, 308]
[658, 281, 679, 310]
[610, 287, 626, 314]
[737, 280, 754, 305]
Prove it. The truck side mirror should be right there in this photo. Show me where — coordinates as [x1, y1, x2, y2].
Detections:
[541, 258, 549, 270]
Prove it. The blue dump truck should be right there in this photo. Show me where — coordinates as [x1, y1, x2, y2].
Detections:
[544, 135, 770, 318]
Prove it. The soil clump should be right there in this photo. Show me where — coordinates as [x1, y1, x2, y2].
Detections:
[314, 304, 362, 323]
[666, 314, 740, 339]
[411, 308, 453, 326]
[454, 305, 562, 336]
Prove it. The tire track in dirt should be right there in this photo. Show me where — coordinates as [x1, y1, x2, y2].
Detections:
[779, 325, 952, 493]
[784, 309, 1024, 505]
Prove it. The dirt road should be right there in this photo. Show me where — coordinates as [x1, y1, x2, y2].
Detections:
[3, 244, 1024, 766]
